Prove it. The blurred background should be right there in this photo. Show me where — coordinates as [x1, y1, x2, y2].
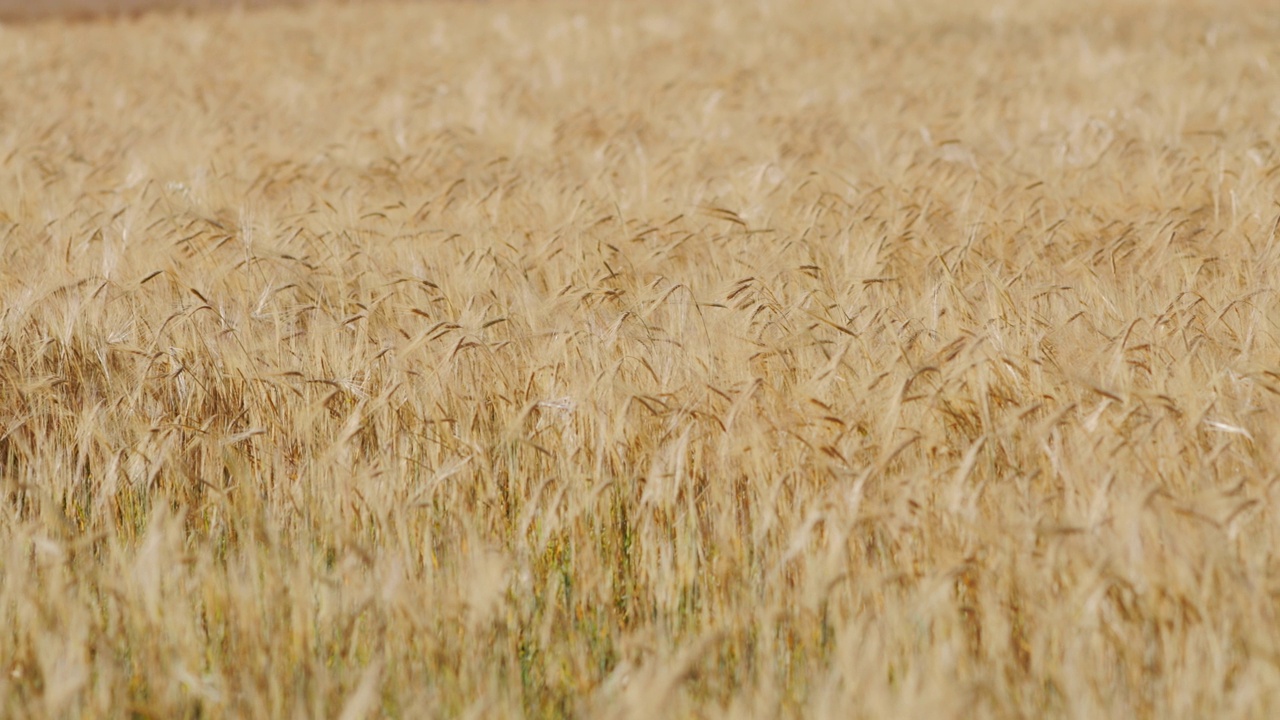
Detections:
[0, 0, 336, 21]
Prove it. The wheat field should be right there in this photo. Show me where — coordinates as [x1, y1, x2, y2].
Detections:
[1, 0, 1279, 717]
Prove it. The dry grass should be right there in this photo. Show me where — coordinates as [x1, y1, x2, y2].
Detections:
[2, 0, 1280, 716]
[0, 0, 297, 22]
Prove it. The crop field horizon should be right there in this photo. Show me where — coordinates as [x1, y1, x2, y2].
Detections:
[0, 0, 299, 22]
[2, 0, 1280, 716]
